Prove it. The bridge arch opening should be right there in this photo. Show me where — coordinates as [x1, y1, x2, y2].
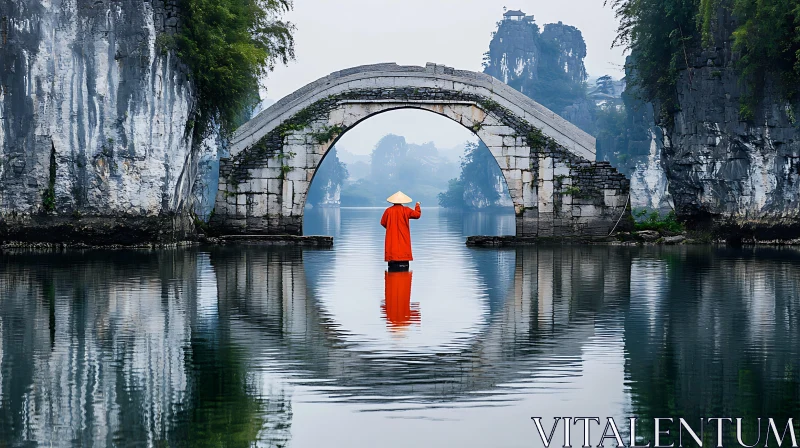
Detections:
[302, 107, 515, 224]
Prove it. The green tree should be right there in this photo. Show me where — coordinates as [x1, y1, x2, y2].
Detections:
[595, 75, 616, 95]
[438, 178, 466, 209]
[175, 0, 295, 141]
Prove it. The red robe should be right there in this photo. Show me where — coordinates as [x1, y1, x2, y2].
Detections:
[380, 203, 421, 262]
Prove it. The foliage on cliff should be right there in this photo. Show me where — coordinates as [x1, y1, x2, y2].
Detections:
[730, 0, 800, 113]
[483, 16, 648, 174]
[633, 209, 684, 232]
[605, 0, 698, 118]
[607, 0, 800, 119]
[175, 0, 295, 141]
[530, 37, 591, 116]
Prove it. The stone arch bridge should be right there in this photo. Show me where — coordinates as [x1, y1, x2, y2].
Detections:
[210, 63, 630, 237]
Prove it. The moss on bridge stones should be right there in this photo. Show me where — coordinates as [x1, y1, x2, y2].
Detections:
[309, 125, 346, 145]
[224, 95, 343, 188]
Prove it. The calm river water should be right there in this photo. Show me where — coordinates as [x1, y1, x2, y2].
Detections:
[1, 208, 800, 447]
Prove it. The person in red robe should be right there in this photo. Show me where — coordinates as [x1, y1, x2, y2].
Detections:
[380, 191, 421, 269]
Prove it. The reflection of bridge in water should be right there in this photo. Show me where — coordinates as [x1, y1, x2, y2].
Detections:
[3, 246, 799, 445]
[212, 245, 634, 403]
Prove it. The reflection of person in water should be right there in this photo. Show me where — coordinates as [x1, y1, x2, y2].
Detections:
[382, 270, 420, 330]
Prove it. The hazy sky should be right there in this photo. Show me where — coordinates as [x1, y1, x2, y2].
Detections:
[263, 0, 627, 154]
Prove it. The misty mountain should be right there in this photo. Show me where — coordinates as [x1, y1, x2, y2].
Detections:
[438, 143, 468, 164]
[306, 135, 460, 207]
[335, 148, 371, 165]
[334, 148, 371, 180]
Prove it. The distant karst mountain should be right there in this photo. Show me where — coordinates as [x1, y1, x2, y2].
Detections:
[306, 135, 460, 208]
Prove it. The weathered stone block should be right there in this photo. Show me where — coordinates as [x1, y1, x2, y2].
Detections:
[249, 196, 269, 216]
[267, 194, 280, 214]
[215, 190, 227, 206]
[251, 167, 281, 179]
[286, 135, 305, 145]
[304, 154, 321, 170]
[539, 179, 554, 203]
[285, 167, 306, 182]
[215, 199, 233, 217]
[268, 179, 282, 193]
[288, 151, 308, 169]
[477, 133, 505, 148]
[603, 191, 626, 208]
[243, 178, 263, 193]
[293, 180, 310, 197]
[554, 165, 571, 178]
[496, 156, 509, 170]
[539, 157, 554, 181]
[282, 181, 294, 210]
[522, 185, 534, 208]
[574, 205, 599, 217]
[522, 171, 533, 183]
[511, 145, 529, 157]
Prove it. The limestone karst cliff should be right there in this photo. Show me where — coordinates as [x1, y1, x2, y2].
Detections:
[483, 17, 593, 132]
[0, 0, 198, 243]
[657, 8, 800, 238]
[606, 0, 800, 239]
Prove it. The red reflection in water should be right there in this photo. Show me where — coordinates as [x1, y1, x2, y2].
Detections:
[382, 271, 421, 330]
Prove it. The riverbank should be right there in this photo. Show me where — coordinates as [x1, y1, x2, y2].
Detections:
[2, 210, 797, 249]
[0, 234, 333, 250]
[4, 231, 799, 250]
[466, 230, 800, 247]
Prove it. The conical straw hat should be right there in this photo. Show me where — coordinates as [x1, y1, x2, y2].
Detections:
[386, 191, 412, 204]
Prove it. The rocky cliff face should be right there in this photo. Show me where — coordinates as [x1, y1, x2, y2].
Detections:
[630, 129, 673, 212]
[660, 9, 800, 239]
[618, 83, 673, 212]
[0, 0, 198, 243]
[484, 17, 594, 133]
[540, 22, 587, 85]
